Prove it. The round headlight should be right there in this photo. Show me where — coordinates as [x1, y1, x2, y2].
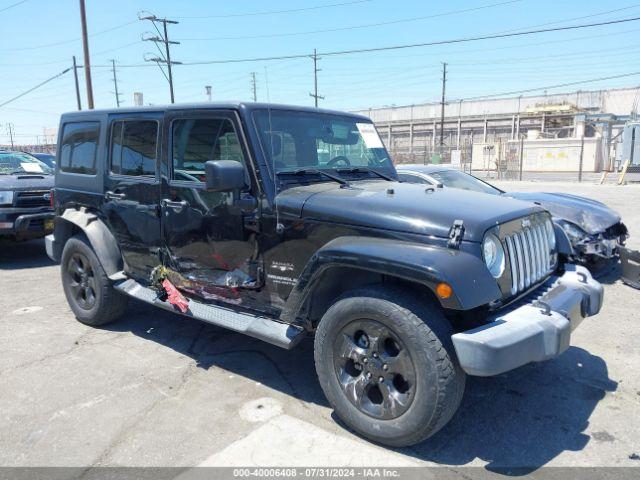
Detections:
[483, 234, 505, 278]
[545, 219, 556, 250]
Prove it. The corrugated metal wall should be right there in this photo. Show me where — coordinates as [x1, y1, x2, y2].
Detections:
[352, 87, 639, 122]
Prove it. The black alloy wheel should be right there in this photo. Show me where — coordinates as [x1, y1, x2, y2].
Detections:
[66, 252, 97, 310]
[333, 319, 416, 420]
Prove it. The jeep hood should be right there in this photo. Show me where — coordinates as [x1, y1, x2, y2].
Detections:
[0, 174, 54, 191]
[277, 180, 543, 242]
[506, 191, 620, 235]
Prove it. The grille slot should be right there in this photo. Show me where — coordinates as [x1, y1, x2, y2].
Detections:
[14, 190, 50, 208]
[504, 219, 554, 296]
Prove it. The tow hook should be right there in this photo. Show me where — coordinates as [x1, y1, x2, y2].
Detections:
[533, 300, 552, 316]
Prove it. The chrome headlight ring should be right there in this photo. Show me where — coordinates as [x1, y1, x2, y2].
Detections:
[483, 233, 506, 278]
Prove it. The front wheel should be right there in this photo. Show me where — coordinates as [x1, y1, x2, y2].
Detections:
[314, 286, 465, 447]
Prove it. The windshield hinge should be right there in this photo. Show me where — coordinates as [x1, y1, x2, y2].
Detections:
[447, 220, 465, 249]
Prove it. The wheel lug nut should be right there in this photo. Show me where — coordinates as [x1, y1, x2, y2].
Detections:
[362, 358, 368, 364]
[366, 372, 372, 379]
[383, 364, 388, 371]
[378, 376, 384, 383]
[373, 352, 378, 358]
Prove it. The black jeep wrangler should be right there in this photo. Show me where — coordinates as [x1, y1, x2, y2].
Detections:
[46, 103, 603, 447]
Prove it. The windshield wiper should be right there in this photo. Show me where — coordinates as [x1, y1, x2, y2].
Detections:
[277, 168, 350, 186]
[335, 166, 394, 181]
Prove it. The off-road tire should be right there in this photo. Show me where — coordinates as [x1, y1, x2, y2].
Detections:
[60, 235, 128, 326]
[314, 285, 465, 447]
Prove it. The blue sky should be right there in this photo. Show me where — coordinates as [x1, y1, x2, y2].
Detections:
[2, 0, 640, 144]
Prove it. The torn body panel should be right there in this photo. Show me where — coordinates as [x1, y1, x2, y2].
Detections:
[620, 247, 640, 289]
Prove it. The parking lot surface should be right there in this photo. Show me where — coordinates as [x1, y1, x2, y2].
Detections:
[1, 181, 639, 472]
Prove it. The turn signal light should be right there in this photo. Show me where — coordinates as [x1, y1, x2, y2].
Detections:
[436, 282, 453, 299]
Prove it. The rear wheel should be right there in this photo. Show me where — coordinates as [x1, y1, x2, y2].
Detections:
[314, 285, 465, 447]
[61, 236, 128, 326]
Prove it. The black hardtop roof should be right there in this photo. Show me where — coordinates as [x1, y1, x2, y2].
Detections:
[60, 101, 372, 122]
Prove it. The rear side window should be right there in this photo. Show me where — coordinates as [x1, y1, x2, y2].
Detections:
[171, 118, 245, 182]
[60, 122, 99, 175]
[110, 120, 158, 177]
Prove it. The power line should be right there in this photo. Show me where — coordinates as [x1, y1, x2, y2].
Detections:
[179, 0, 523, 41]
[85, 21, 640, 70]
[2, 19, 138, 52]
[318, 16, 640, 59]
[496, 3, 640, 34]
[459, 71, 640, 101]
[0, 0, 27, 14]
[169, 16, 640, 66]
[0, 67, 71, 109]
[174, 0, 373, 19]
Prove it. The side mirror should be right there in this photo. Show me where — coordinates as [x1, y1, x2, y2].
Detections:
[205, 160, 246, 192]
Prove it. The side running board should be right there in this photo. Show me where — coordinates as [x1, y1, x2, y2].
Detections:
[114, 278, 305, 350]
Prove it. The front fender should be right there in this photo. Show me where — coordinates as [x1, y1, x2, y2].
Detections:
[281, 236, 502, 322]
[55, 208, 124, 276]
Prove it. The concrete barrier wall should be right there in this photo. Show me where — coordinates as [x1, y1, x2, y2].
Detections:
[471, 138, 602, 172]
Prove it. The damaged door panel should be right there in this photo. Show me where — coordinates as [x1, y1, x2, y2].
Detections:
[161, 110, 264, 308]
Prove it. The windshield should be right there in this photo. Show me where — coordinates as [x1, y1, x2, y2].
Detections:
[0, 152, 53, 175]
[429, 170, 502, 195]
[253, 109, 394, 179]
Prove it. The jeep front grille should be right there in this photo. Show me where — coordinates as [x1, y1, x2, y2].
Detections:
[15, 190, 50, 208]
[504, 218, 555, 296]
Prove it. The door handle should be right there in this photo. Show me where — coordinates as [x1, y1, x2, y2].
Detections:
[105, 191, 126, 201]
[161, 199, 190, 212]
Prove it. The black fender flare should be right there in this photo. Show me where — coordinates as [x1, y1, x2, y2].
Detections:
[280, 236, 502, 322]
[55, 208, 124, 276]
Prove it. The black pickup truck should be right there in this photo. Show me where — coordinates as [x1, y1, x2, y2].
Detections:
[46, 103, 603, 446]
[0, 150, 54, 240]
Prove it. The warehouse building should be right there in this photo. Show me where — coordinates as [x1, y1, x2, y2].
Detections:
[352, 86, 639, 173]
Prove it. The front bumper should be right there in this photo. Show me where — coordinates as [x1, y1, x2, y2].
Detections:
[0, 210, 54, 239]
[452, 264, 603, 376]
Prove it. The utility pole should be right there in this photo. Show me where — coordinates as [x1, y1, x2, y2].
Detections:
[140, 13, 180, 103]
[309, 49, 324, 107]
[205, 85, 212, 102]
[78, 0, 94, 109]
[439, 62, 447, 147]
[7, 123, 15, 148]
[251, 72, 257, 102]
[110, 59, 122, 107]
[72, 56, 82, 110]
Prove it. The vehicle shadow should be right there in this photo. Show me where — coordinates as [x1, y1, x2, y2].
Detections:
[589, 259, 622, 285]
[398, 347, 617, 474]
[105, 301, 616, 474]
[0, 238, 57, 269]
[103, 300, 328, 407]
